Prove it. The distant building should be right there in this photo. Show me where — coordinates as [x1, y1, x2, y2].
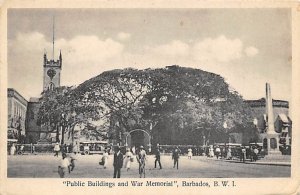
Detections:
[25, 97, 41, 144]
[7, 88, 28, 143]
[43, 51, 62, 91]
[244, 98, 292, 145]
[26, 50, 63, 143]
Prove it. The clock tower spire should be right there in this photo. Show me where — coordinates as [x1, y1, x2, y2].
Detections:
[43, 16, 62, 92]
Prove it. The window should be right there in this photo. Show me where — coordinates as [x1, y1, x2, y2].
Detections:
[48, 83, 55, 91]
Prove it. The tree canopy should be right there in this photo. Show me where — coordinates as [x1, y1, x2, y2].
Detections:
[37, 65, 258, 145]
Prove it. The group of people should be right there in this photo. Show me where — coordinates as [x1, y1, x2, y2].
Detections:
[98, 145, 184, 178]
[111, 145, 184, 178]
[9, 144, 25, 155]
[207, 145, 233, 160]
[55, 143, 262, 178]
[206, 145, 260, 162]
[111, 145, 147, 178]
[241, 146, 259, 162]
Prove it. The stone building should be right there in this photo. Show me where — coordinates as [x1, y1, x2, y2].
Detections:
[25, 50, 63, 144]
[43, 51, 62, 91]
[244, 97, 292, 146]
[25, 97, 41, 144]
[7, 88, 28, 143]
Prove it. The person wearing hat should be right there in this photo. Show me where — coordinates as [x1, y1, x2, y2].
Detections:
[172, 146, 180, 169]
[113, 146, 123, 178]
[154, 147, 162, 169]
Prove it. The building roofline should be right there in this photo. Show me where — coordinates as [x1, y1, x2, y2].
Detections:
[244, 98, 289, 108]
[7, 88, 28, 105]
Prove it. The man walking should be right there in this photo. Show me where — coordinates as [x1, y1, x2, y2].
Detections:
[136, 146, 147, 178]
[172, 147, 180, 169]
[154, 148, 162, 169]
[113, 146, 123, 178]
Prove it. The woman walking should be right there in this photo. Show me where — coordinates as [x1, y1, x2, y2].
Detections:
[208, 146, 214, 158]
[10, 143, 16, 155]
[124, 148, 133, 171]
[103, 150, 109, 169]
[187, 148, 193, 159]
[226, 148, 232, 160]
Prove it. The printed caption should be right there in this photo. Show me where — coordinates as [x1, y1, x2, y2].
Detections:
[62, 180, 237, 188]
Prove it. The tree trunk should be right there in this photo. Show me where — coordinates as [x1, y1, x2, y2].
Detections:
[61, 125, 65, 145]
[56, 124, 60, 143]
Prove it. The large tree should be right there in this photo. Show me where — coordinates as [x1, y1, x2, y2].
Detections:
[37, 65, 257, 145]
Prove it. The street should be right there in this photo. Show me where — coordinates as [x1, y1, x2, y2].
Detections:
[7, 154, 290, 178]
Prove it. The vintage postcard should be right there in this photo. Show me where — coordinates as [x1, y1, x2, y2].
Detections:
[0, 0, 299, 195]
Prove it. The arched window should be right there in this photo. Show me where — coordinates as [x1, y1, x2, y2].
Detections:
[270, 138, 277, 149]
[48, 82, 55, 91]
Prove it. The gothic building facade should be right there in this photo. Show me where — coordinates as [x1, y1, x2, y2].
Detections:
[25, 51, 62, 144]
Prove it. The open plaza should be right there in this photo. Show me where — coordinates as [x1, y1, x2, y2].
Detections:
[7, 153, 290, 178]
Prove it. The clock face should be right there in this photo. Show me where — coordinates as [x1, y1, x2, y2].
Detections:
[47, 69, 56, 80]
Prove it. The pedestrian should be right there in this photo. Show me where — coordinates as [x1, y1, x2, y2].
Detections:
[10, 143, 16, 155]
[154, 148, 162, 169]
[58, 153, 70, 178]
[241, 147, 246, 163]
[19, 145, 24, 155]
[226, 147, 232, 160]
[113, 146, 123, 178]
[103, 150, 109, 169]
[253, 147, 259, 162]
[136, 146, 147, 178]
[68, 153, 76, 173]
[132, 146, 136, 155]
[172, 147, 180, 169]
[54, 142, 60, 157]
[73, 142, 79, 155]
[187, 148, 193, 159]
[221, 147, 226, 159]
[208, 145, 214, 158]
[215, 146, 220, 159]
[32, 144, 36, 154]
[124, 148, 133, 171]
[249, 147, 254, 162]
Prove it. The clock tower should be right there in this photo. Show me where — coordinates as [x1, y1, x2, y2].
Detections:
[43, 50, 62, 91]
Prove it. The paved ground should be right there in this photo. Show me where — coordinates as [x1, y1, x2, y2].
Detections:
[7, 154, 291, 178]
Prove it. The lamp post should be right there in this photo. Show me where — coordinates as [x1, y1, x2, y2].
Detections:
[60, 113, 68, 145]
[71, 111, 77, 151]
[223, 121, 228, 149]
[124, 132, 129, 147]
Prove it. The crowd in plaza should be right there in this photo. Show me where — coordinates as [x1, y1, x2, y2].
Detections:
[52, 144, 187, 178]
[8, 141, 267, 178]
[206, 145, 261, 163]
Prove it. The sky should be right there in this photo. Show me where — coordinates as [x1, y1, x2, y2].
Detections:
[7, 8, 292, 102]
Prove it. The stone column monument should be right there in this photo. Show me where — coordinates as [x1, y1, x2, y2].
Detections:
[263, 83, 280, 155]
